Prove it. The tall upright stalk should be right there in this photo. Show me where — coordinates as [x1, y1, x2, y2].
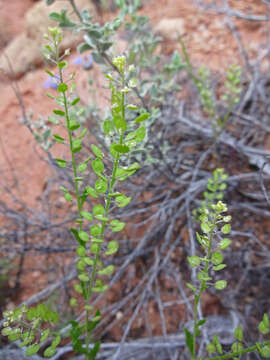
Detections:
[41, 28, 146, 359]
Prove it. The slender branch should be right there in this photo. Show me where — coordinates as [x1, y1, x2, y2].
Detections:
[68, 0, 83, 22]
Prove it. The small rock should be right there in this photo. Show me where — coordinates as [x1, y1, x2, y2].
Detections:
[0, 0, 97, 78]
[154, 18, 186, 41]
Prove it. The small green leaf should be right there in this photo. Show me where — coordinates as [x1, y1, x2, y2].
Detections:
[93, 204, 105, 217]
[72, 146, 82, 153]
[91, 237, 103, 244]
[8, 332, 21, 341]
[234, 327, 243, 342]
[77, 258, 86, 271]
[48, 12, 61, 21]
[113, 116, 127, 132]
[98, 265, 115, 276]
[112, 144, 130, 153]
[48, 116, 58, 124]
[103, 120, 114, 135]
[135, 126, 146, 142]
[53, 109, 65, 116]
[26, 344, 40, 356]
[201, 222, 211, 233]
[89, 340, 101, 358]
[48, 310, 59, 324]
[184, 328, 194, 356]
[1, 327, 12, 336]
[64, 193, 73, 202]
[95, 179, 107, 194]
[221, 224, 231, 234]
[92, 158, 105, 174]
[78, 273, 89, 282]
[58, 61, 67, 69]
[55, 158, 67, 168]
[125, 131, 136, 141]
[91, 144, 104, 159]
[260, 345, 270, 358]
[81, 211, 93, 221]
[211, 252, 223, 265]
[198, 272, 212, 282]
[135, 113, 150, 123]
[69, 121, 80, 131]
[219, 238, 231, 250]
[92, 278, 108, 292]
[77, 246, 86, 257]
[84, 257, 94, 266]
[79, 231, 89, 242]
[27, 307, 38, 321]
[206, 343, 216, 355]
[115, 194, 132, 207]
[197, 319, 206, 327]
[263, 313, 269, 328]
[78, 163, 87, 172]
[71, 97, 80, 106]
[40, 329, 50, 342]
[70, 298, 78, 307]
[213, 334, 223, 354]
[215, 280, 227, 290]
[45, 69, 54, 77]
[57, 83, 68, 93]
[186, 282, 197, 292]
[231, 342, 243, 352]
[74, 283, 83, 294]
[127, 104, 138, 110]
[90, 224, 102, 237]
[85, 186, 98, 198]
[213, 264, 226, 271]
[196, 232, 208, 248]
[187, 255, 200, 268]
[105, 240, 119, 255]
[46, 92, 55, 100]
[44, 346, 56, 357]
[259, 318, 269, 335]
[110, 219, 125, 232]
[90, 243, 99, 254]
[52, 335, 61, 347]
[110, 143, 118, 158]
[53, 134, 65, 143]
[94, 214, 109, 222]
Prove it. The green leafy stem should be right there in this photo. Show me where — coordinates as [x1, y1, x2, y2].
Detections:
[186, 169, 270, 360]
[204, 339, 270, 360]
[43, 27, 148, 359]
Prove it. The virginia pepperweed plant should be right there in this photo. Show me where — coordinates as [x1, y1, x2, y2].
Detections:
[1, 1, 270, 359]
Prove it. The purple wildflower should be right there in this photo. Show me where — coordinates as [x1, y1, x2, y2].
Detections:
[73, 54, 93, 70]
[43, 74, 60, 89]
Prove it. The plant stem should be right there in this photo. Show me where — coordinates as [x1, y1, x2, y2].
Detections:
[206, 340, 270, 360]
[59, 69, 82, 215]
[192, 219, 215, 360]
[58, 65, 90, 358]
[69, 0, 83, 22]
[84, 71, 126, 359]
[84, 145, 122, 359]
